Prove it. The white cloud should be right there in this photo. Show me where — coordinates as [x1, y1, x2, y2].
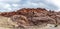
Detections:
[46, 0, 60, 11]
[4, 4, 11, 8]
[0, 0, 21, 12]
[46, 0, 60, 8]
[0, 0, 59, 12]
[22, 1, 46, 8]
[0, 0, 21, 3]
[12, 4, 21, 7]
[12, 4, 18, 7]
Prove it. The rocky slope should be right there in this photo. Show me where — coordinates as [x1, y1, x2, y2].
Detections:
[0, 8, 60, 29]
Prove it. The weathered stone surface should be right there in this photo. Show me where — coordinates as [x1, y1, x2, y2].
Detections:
[0, 16, 18, 29]
[0, 8, 60, 29]
[0, 8, 47, 17]
[10, 15, 30, 28]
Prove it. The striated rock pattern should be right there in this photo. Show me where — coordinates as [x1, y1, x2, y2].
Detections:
[10, 15, 30, 28]
[0, 8, 60, 28]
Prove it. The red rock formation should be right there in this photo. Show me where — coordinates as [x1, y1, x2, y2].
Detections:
[0, 8, 47, 17]
[0, 8, 60, 27]
[17, 8, 47, 13]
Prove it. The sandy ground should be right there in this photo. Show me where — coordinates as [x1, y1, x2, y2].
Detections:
[0, 24, 60, 29]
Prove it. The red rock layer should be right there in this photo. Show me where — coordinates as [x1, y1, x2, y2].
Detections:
[0, 8, 47, 17]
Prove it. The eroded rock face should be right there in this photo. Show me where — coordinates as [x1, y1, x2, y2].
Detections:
[10, 15, 30, 28]
[27, 12, 56, 26]
[0, 8, 47, 17]
[0, 8, 60, 28]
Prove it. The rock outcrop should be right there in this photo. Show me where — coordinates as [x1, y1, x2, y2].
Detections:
[0, 8, 60, 28]
[0, 8, 47, 17]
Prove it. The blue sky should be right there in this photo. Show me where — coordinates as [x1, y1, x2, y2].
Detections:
[0, 0, 60, 12]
